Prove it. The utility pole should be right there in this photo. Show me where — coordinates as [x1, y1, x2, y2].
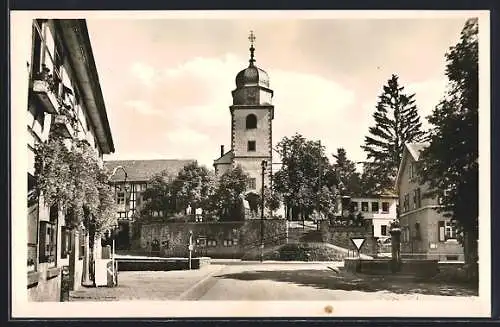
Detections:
[260, 160, 267, 263]
[317, 140, 322, 222]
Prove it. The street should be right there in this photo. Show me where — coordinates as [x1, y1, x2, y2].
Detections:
[183, 261, 478, 301]
[69, 260, 478, 302]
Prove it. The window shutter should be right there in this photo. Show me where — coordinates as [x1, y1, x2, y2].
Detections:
[438, 221, 445, 242]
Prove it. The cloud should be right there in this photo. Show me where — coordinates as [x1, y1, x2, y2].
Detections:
[124, 100, 165, 116]
[116, 53, 450, 170]
[164, 128, 209, 144]
[116, 54, 360, 168]
[130, 62, 157, 87]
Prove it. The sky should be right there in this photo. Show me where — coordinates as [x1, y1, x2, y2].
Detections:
[86, 14, 469, 171]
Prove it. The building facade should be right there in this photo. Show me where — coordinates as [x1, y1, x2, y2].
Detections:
[104, 159, 195, 250]
[347, 195, 398, 238]
[213, 32, 273, 196]
[25, 19, 115, 301]
[395, 143, 464, 261]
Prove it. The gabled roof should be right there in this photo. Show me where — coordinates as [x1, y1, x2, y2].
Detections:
[213, 150, 234, 166]
[105, 159, 195, 182]
[395, 142, 429, 191]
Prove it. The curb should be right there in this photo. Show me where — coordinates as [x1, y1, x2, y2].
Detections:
[176, 265, 226, 301]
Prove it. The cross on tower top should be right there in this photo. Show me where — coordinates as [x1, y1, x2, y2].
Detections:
[248, 30, 256, 45]
[248, 30, 256, 66]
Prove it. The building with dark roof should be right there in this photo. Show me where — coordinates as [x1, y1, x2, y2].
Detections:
[104, 159, 195, 249]
[395, 143, 463, 261]
[25, 19, 114, 301]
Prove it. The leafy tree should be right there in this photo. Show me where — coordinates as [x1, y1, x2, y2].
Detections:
[332, 148, 363, 195]
[361, 74, 426, 193]
[264, 186, 282, 215]
[419, 18, 478, 280]
[273, 133, 339, 221]
[210, 165, 249, 221]
[141, 170, 176, 218]
[171, 161, 215, 213]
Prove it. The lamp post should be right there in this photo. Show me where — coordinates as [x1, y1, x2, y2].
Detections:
[260, 160, 267, 263]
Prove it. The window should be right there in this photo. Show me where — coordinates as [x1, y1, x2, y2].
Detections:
[246, 114, 257, 129]
[403, 194, 409, 212]
[27, 189, 38, 270]
[371, 202, 379, 213]
[414, 222, 421, 240]
[197, 238, 207, 247]
[117, 192, 125, 204]
[402, 226, 410, 243]
[350, 202, 359, 212]
[129, 184, 137, 212]
[207, 240, 217, 247]
[381, 225, 387, 236]
[118, 211, 128, 219]
[438, 220, 457, 242]
[39, 221, 56, 264]
[412, 190, 417, 209]
[61, 227, 71, 259]
[247, 140, 256, 152]
[409, 162, 414, 180]
[382, 202, 390, 213]
[361, 202, 369, 212]
[223, 240, 234, 247]
[247, 178, 256, 190]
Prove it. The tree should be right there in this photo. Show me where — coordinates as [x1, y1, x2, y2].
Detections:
[141, 170, 176, 218]
[332, 148, 363, 195]
[171, 161, 215, 214]
[273, 133, 339, 221]
[263, 186, 282, 215]
[419, 18, 478, 280]
[361, 74, 426, 193]
[210, 165, 249, 221]
[35, 137, 117, 285]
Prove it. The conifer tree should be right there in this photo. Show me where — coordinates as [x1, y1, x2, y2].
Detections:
[361, 74, 426, 193]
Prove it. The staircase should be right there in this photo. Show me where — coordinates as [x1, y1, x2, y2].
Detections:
[287, 221, 323, 243]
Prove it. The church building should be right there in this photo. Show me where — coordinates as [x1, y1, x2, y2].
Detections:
[213, 31, 274, 197]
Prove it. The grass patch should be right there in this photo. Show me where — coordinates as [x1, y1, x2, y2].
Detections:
[241, 242, 348, 261]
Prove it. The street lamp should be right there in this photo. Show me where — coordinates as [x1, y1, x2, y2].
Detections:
[260, 160, 267, 263]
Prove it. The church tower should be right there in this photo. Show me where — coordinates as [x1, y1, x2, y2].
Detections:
[214, 31, 274, 194]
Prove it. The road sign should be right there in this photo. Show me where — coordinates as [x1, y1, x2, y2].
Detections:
[350, 237, 366, 251]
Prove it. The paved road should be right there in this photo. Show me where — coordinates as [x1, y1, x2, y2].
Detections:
[189, 262, 478, 301]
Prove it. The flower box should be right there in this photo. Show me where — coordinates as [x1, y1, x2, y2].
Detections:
[53, 114, 75, 139]
[32, 79, 59, 114]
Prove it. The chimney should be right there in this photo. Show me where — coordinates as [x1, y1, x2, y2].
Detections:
[220, 145, 225, 157]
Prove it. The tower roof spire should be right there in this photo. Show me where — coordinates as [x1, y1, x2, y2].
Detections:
[248, 30, 256, 66]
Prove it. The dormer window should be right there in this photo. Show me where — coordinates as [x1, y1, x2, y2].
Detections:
[246, 114, 257, 129]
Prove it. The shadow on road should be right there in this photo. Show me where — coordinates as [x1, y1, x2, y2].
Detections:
[213, 269, 478, 297]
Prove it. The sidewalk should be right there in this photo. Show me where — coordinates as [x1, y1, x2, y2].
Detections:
[69, 265, 225, 301]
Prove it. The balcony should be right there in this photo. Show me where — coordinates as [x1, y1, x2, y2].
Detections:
[52, 114, 75, 139]
[32, 79, 59, 114]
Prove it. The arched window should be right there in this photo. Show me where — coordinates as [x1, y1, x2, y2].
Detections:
[246, 114, 257, 129]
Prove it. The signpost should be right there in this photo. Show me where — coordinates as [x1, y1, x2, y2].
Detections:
[350, 237, 366, 258]
[188, 231, 193, 270]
